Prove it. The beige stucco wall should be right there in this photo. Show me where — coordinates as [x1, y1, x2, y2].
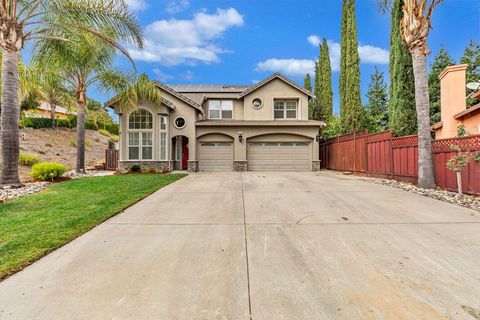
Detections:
[242, 78, 309, 121]
[117, 89, 200, 162]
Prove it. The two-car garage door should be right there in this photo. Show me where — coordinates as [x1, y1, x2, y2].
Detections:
[247, 142, 311, 171]
[198, 138, 311, 172]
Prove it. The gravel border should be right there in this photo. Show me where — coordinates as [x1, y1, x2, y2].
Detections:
[361, 177, 480, 212]
[0, 182, 50, 203]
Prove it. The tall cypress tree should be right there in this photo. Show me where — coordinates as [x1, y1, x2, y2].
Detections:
[318, 38, 333, 121]
[389, 0, 417, 136]
[312, 56, 322, 120]
[339, 0, 362, 133]
[304, 73, 314, 119]
[428, 45, 454, 124]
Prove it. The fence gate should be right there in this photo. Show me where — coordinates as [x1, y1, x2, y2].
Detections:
[105, 149, 118, 170]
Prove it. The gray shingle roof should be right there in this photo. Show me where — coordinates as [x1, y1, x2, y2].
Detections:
[168, 84, 250, 93]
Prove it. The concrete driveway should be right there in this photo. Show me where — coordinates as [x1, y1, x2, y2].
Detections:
[1, 172, 480, 320]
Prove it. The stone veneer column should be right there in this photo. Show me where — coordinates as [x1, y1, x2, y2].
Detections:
[233, 161, 248, 172]
[188, 161, 198, 172]
[312, 160, 321, 171]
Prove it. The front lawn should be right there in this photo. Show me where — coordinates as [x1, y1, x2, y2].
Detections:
[0, 174, 186, 280]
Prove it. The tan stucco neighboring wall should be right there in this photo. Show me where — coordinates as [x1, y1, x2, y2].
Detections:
[196, 125, 319, 162]
[242, 78, 309, 121]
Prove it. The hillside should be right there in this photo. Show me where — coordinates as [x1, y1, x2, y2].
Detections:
[18, 128, 110, 181]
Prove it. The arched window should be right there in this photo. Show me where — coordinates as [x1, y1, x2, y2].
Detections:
[128, 109, 153, 160]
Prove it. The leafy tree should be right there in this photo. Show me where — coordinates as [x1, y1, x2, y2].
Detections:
[428, 45, 454, 124]
[388, 0, 417, 136]
[461, 40, 480, 106]
[339, 0, 362, 133]
[312, 60, 321, 120]
[362, 67, 389, 133]
[87, 99, 103, 111]
[317, 38, 333, 122]
[0, 0, 143, 187]
[323, 115, 342, 138]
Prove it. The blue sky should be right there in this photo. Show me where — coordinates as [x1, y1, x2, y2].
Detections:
[90, 0, 479, 115]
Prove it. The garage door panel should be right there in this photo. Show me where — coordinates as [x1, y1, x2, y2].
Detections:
[247, 142, 311, 171]
[199, 143, 233, 171]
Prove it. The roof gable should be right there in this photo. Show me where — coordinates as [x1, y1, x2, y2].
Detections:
[239, 73, 313, 98]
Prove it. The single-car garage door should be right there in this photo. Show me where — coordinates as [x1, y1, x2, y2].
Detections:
[247, 142, 311, 171]
[198, 142, 233, 171]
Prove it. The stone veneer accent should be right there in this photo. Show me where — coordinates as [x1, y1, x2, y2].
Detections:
[312, 160, 321, 171]
[118, 161, 172, 172]
[188, 161, 198, 172]
[234, 161, 248, 172]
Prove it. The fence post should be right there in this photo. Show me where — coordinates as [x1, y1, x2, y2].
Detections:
[390, 134, 394, 180]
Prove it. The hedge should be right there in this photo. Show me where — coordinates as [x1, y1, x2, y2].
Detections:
[19, 117, 119, 135]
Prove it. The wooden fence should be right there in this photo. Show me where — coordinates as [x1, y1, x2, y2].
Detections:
[105, 149, 118, 170]
[320, 131, 480, 195]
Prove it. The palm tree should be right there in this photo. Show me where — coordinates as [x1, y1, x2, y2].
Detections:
[378, 0, 442, 189]
[0, 0, 142, 187]
[36, 35, 161, 173]
[38, 69, 74, 129]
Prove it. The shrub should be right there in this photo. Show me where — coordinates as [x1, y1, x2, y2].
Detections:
[31, 162, 67, 181]
[108, 135, 119, 143]
[19, 153, 41, 166]
[19, 117, 73, 129]
[130, 164, 141, 172]
[98, 129, 110, 136]
[141, 166, 150, 174]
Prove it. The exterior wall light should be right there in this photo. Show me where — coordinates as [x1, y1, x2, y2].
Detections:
[238, 132, 244, 143]
[316, 134, 322, 142]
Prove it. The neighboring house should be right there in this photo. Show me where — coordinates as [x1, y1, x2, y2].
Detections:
[432, 64, 480, 139]
[109, 73, 325, 172]
[24, 102, 76, 120]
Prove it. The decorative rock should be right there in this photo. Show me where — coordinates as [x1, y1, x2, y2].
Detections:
[0, 182, 50, 204]
[63, 170, 114, 179]
[361, 177, 480, 212]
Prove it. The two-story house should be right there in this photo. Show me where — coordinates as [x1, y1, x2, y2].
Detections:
[110, 73, 325, 172]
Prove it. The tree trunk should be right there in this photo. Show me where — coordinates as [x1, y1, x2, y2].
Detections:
[50, 103, 56, 129]
[411, 47, 436, 189]
[456, 171, 463, 195]
[0, 51, 22, 187]
[76, 89, 87, 173]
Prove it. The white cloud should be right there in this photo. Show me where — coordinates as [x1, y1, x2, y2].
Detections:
[307, 35, 321, 47]
[166, 0, 190, 14]
[358, 45, 390, 64]
[125, 0, 147, 11]
[153, 68, 174, 82]
[255, 59, 315, 77]
[129, 8, 244, 66]
[307, 35, 389, 70]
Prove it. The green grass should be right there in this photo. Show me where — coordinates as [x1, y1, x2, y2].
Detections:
[0, 174, 186, 279]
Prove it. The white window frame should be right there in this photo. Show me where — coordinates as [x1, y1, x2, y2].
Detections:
[159, 115, 168, 161]
[274, 99, 298, 120]
[127, 109, 154, 160]
[208, 100, 234, 119]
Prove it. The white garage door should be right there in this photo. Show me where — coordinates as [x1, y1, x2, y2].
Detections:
[248, 142, 311, 171]
[198, 142, 233, 171]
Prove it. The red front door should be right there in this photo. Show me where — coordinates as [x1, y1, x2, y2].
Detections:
[182, 140, 189, 170]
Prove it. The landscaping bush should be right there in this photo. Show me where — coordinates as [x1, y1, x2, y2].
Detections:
[19, 117, 73, 129]
[130, 164, 141, 172]
[19, 153, 41, 166]
[98, 129, 110, 136]
[31, 162, 67, 181]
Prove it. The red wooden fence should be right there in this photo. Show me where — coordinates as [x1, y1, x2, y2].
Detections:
[320, 131, 480, 195]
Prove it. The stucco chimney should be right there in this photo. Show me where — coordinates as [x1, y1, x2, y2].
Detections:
[438, 64, 468, 137]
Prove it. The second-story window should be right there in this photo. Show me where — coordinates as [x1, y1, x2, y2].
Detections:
[208, 100, 233, 119]
[274, 100, 297, 119]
